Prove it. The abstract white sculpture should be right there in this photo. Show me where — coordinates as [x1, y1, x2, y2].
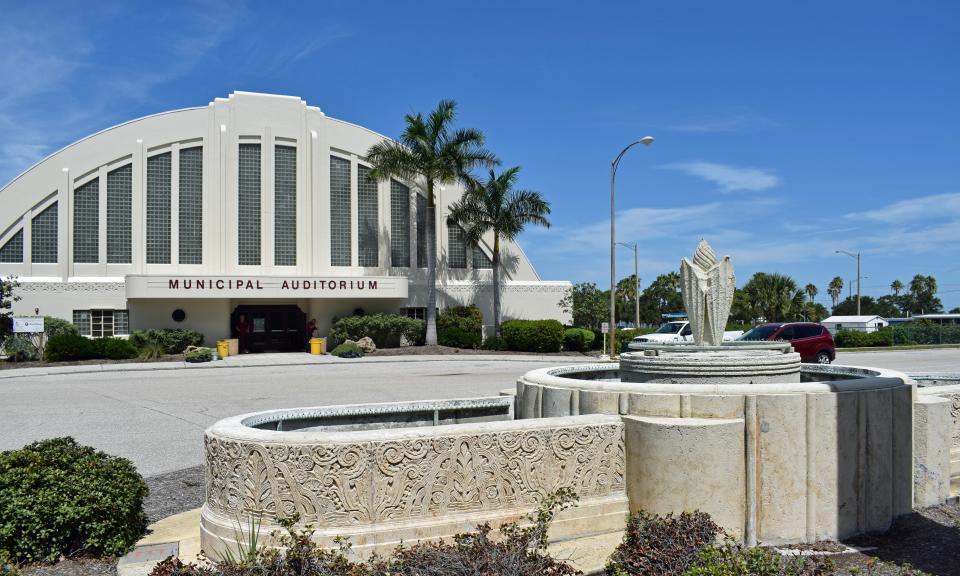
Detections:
[680, 240, 736, 346]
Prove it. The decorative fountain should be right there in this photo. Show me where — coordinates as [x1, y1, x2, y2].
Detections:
[202, 240, 955, 560]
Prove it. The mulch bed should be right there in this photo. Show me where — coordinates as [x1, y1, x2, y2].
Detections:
[366, 344, 597, 357]
[0, 355, 184, 371]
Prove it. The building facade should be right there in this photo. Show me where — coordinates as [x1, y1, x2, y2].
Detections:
[0, 92, 570, 349]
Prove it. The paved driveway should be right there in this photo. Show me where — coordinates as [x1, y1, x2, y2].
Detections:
[835, 348, 960, 372]
[0, 357, 588, 476]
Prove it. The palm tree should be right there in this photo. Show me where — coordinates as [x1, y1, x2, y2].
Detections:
[804, 283, 818, 303]
[447, 167, 551, 335]
[742, 272, 800, 322]
[366, 100, 498, 345]
[827, 276, 844, 309]
[890, 279, 903, 296]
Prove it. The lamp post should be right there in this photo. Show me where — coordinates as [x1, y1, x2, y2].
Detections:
[609, 137, 654, 358]
[836, 250, 861, 315]
[616, 241, 640, 328]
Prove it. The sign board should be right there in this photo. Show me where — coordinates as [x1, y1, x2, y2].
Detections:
[124, 275, 409, 299]
[601, 322, 609, 334]
[13, 317, 44, 333]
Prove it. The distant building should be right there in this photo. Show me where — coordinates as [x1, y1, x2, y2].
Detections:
[912, 313, 960, 325]
[821, 315, 889, 335]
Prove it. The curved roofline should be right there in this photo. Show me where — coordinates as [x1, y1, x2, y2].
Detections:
[0, 106, 205, 193]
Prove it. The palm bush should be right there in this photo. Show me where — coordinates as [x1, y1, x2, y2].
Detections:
[366, 100, 497, 345]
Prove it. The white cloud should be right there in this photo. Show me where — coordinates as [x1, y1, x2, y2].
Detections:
[845, 193, 960, 223]
[661, 161, 780, 193]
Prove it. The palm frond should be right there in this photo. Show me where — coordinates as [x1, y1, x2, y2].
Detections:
[366, 141, 419, 183]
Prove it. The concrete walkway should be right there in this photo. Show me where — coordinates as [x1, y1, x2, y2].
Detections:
[0, 351, 598, 380]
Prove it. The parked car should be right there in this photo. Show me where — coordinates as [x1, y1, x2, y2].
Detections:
[628, 321, 744, 347]
[737, 322, 835, 364]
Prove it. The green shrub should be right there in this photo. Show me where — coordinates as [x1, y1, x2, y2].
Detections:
[0, 550, 19, 576]
[481, 335, 508, 351]
[437, 306, 483, 348]
[43, 333, 94, 362]
[184, 347, 213, 363]
[686, 541, 833, 576]
[91, 337, 138, 360]
[605, 510, 720, 576]
[42, 316, 78, 339]
[893, 321, 960, 345]
[834, 327, 895, 348]
[0, 437, 147, 563]
[500, 319, 565, 352]
[2, 337, 38, 362]
[329, 314, 424, 348]
[137, 342, 165, 361]
[331, 341, 363, 358]
[149, 489, 578, 576]
[563, 328, 595, 352]
[128, 329, 204, 355]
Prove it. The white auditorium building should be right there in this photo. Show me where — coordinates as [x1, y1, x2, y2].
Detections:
[0, 92, 570, 350]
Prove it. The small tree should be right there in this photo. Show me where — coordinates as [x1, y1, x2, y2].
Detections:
[0, 275, 21, 342]
[447, 167, 551, 335]
[559, 282, 608, 329]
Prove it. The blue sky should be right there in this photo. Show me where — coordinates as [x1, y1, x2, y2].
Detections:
[2, 1, 958, 310]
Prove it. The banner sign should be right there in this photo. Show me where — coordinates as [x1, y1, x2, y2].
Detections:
[13, 317, 44, 333]
[125, 275, 409, 299]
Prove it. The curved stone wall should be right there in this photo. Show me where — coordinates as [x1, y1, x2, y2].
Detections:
[516, 363, 915, 545]
[202, 402, 627, 558]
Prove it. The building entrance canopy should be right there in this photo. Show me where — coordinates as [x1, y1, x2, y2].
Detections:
[125, 275, 408, 299]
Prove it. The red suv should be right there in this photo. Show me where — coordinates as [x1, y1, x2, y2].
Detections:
[738, 322, 835, 364]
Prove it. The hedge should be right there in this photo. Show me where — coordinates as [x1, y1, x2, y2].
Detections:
[0, 437, 147, 563]
[437, 306, 483, 349]
[44, 334, 137, 362]
[329, 314, 424, 348]
[562, 328, 595, 352]
[2, 337, 38, 362]
[893, 322, 960, 345]
[834, 328, 895, 348]
[128, 329, 204, 354]
[500, 319, 564, 352]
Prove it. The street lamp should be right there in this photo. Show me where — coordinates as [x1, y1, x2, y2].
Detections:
[609, 136, 654, 358]
[616, 241, 640, 328]
[836, 250, 861, 315]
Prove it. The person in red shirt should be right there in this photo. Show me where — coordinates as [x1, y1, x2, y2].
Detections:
[234, 314, 250, 353]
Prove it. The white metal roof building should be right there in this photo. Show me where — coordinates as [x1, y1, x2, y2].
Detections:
[0, 92, 570, 348]
[821, 315, 889, 334]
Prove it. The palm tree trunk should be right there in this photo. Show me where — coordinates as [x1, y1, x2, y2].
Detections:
[425, 186, 438, 346]
[492, 235, 502, 336]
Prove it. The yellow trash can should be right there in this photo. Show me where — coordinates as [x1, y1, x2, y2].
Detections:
[309, 337, 326, 355]
[216, 340, 229, 359]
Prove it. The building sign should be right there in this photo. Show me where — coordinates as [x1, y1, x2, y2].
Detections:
[125, 275, 408, 299]
[13, 317, 44, 333]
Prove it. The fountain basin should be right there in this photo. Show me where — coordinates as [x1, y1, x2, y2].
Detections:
[201, 397, 626, 558]
[621, 341, 801, 384]
[516, 362, 916, 544]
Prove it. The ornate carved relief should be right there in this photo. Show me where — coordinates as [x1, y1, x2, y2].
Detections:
[205, 422, 624, 526]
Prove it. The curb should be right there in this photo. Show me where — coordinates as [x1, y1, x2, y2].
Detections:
[0, 353, 598, 380]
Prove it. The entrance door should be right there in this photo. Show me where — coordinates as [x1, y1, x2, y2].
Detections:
[230, 305, 307, 352]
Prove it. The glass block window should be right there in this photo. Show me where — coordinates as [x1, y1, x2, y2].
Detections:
[472, 244, 494, 269]
[179, 147, 203, 264]
[416, 193, 427, 268]
[72, 310, 91, 335]
[357, 165, 378, 267]
[73, 309, 128, 337]
[0, 229, 23, 263]
[447, 224, 467, 268]
[238, 144, 261, 265]
[31, 202, 57, 263]
[114, 310, 129, 335]
[329, 156, 352, 266]
[73, 178, 99, 263]
[107, 164, 132, 264]
[390, 180, 410, 267]
[274, 145, 297, 266]
[147, 152, 172, 264]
